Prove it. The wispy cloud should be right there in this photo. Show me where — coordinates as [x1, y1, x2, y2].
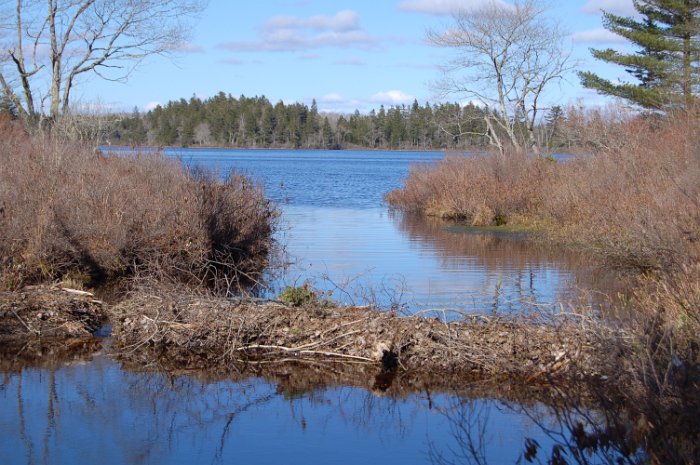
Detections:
[397, 62, 439, 70]
[320, 93, 345, 103]
[264, 10, 360, 32]
[571, 28, 627, 44]
[219, 58, 247, 65]
[399, 0, 509, 16]
[218, 10, 380, 52]
[370, 90, 415, 105]
[581, 0, 636, 15]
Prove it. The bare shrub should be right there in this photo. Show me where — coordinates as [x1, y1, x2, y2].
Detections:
[388, 109, 700, 462]
[548, 112, 700, 271]
[385, 149, 557, 226]
[0, 128, 277, 292]
[609, 264, 700, 464]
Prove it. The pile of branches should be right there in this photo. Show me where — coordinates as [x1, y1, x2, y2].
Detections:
[111, 291, 622, 383]
[0, 285, 105, 338]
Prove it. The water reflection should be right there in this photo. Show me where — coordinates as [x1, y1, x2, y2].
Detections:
[0, 344, 650, 465]
[428, 394, 646, 465]
[272, 207, 612, 314]
[392, 212, 617, 313]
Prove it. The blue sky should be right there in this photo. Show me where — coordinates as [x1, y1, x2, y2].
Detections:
[77, 0, 638, 114]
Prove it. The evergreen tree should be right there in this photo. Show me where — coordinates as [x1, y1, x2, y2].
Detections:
[579, 0, 700, 111]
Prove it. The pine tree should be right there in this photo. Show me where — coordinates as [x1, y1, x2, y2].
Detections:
[579, 0, 700, 111]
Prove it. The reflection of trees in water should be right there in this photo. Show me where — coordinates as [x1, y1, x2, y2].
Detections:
[1, 358, 424, 464]
[390, 211, 620, 314]
[7, 350, 692, 465]
[427, 388, 651, 465]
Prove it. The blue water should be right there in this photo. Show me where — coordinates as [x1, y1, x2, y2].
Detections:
[0, 354, 578, 465]
[0, 148, 621, 465]
[123, 147, 595, 313]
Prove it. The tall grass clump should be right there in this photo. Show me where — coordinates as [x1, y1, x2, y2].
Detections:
[0, 117, 277, 293]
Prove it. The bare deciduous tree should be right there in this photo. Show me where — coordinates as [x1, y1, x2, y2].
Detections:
[428, 0, 574, 155]
[0, 0, 206, 127]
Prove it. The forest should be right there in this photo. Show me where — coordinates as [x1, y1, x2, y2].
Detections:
[112, 94, 502, 149]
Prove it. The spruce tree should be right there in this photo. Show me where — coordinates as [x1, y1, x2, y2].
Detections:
[579, 0, 699, 111]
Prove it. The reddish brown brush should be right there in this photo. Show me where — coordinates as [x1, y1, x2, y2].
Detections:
[387, 111, 700, 272]
[0, 125, 277, 293]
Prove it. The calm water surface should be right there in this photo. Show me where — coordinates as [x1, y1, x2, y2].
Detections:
[166, 148, 600, 313]
[0, 148, 625, 465]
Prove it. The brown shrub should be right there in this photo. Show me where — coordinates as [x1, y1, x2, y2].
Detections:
[387, 110, 700, 461]
[610, 264, 700, 464]
[387, 112, 700, 272]
[385, 150, 557, 226]
[547, 112, 700, 271]
[0, 129, 277, 293]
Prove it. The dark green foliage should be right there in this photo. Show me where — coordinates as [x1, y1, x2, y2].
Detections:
[579, 0, 700, 111]
[278, 285, 317, 307]
[111, 92, 491, 149]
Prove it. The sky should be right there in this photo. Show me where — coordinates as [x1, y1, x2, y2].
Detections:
[74, 0, 639, 114]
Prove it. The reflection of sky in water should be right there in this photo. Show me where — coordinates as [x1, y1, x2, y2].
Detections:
[0, 355, 565, 465]
[273, 206, 581, 313]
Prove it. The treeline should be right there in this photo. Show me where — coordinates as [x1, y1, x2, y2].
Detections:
[110, 93, 492, 149]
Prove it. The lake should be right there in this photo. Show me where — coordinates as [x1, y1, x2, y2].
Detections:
[167, 148, 605, 313]
[0, 148, 633, 465]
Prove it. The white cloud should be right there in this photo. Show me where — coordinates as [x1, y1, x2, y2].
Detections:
[218, 10, 379, 53]
[370, 90, 415, 105]
[399, 0, 509, 16]
[571, 28, 627, 44]
[581, 0, 636, 15]
[264, 10, 360, 32]
[144, 101, 161, 111]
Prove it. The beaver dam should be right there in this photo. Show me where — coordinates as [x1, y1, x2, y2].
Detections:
[111, 290, 621, 384]
[0, 286, 665, 465]
[1, 285, 618, 382]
